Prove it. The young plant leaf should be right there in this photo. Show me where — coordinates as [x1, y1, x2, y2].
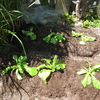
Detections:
[36, 64, 47, 70]
[43, 59, 51, 64]
[50, 36, 58, 44]
[22, 28, 36, 40]
[56, 33, 66, 42]
[43, 32, 55, 43]
[93, 64, 100, 69]
[92, 76, 100, 89]
[24, 66, 38, 76]
[81, 36, 96, 43]
[52, 55, 58, 65]
[18, 65, 24, 73]
[38, 69, 52, 84]
[77, 69, 88, 75]
[16, 69, 23, 80]
[55, 63, 66, 70]
[72, 31, 82, 37]
[81, 74, 91, 87]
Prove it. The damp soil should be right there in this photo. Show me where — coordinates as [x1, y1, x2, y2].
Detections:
[0, 23, 100, 100]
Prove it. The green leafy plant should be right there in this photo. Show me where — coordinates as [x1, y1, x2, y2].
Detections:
[2, 55, 66, 83]
[37, 55, 66, 83]
[77, 61, 100, 89]
[2, 55, 38, 80]
[72, 31, 96, 45]
[43, 30, 66, 44]
[60, 12, 78, 26]
[82, 10, 100, 28]
[22, 27, 36, 40]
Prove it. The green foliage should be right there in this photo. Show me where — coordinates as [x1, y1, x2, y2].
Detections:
[77, 61, 100, 89]
[0, 1, 24, 53]
[22, 27, 36, 40]
[43, 30, 66, 44]
[61, 12, 78, 25]
[82, 11, 100, 28]
[4, 29, 27, 57]
[0, 0, 24, 11]
[72, 31, 96, 45]
[2, 55, 66, 83]
[2, 55, 38, 80]
[37, 55, 66, 83]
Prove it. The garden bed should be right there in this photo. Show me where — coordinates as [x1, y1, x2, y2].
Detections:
[0, 23, 100, 100]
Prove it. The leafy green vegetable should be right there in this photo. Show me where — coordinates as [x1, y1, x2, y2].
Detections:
[2, 55, 38, 80]
[62, 12, 78, 25]
[38, 69, 51, 83]
[77, 61, 100, 89]
[2, 55, 66, 83]
[43, 30, 66, 44]
[22, 27, 36, 40]
[81, 35, 96, 42]
[82, 11, 100, 28]
[72, 31, 82, 37]
[72, 31, 96, 45]
[37, 55, 66, 83]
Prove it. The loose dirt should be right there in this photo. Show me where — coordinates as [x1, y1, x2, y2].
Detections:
[0, 23, 100, 100]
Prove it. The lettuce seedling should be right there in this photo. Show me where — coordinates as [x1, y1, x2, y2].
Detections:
[22, 27, 36, 40]
[43, 30, 66, 44]
[72, 31, 96, 45]
[77, 61, 100, 89]
[37, 55, 66, 83]
[63, 12, 78, 25]
[2, 55, 38, 80]
[72, 31, 83, 37]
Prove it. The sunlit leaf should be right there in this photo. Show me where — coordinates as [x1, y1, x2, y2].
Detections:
[38, 69, 52, 83]
[81, 74, 91, 87]
[92, 76, 100, 89]
[16, 69, 23, 80]
[77, 69, 88, 75]
[25, 66, 38, 76]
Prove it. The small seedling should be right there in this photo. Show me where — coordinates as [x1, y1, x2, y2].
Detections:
[72, 31, 96, 45]
[82, 11, 100, 28]
[2, 55, 38, 80]
[2, 55, 66, 83]
[43, 29, 66, 44]
[77, 61, 100, 89]
[36, 55, 66, 83]
[60, 12, 78, 26]
[22, 27, 36, 40]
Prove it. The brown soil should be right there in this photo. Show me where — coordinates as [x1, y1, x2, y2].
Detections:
[0, 23, 100, 100]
